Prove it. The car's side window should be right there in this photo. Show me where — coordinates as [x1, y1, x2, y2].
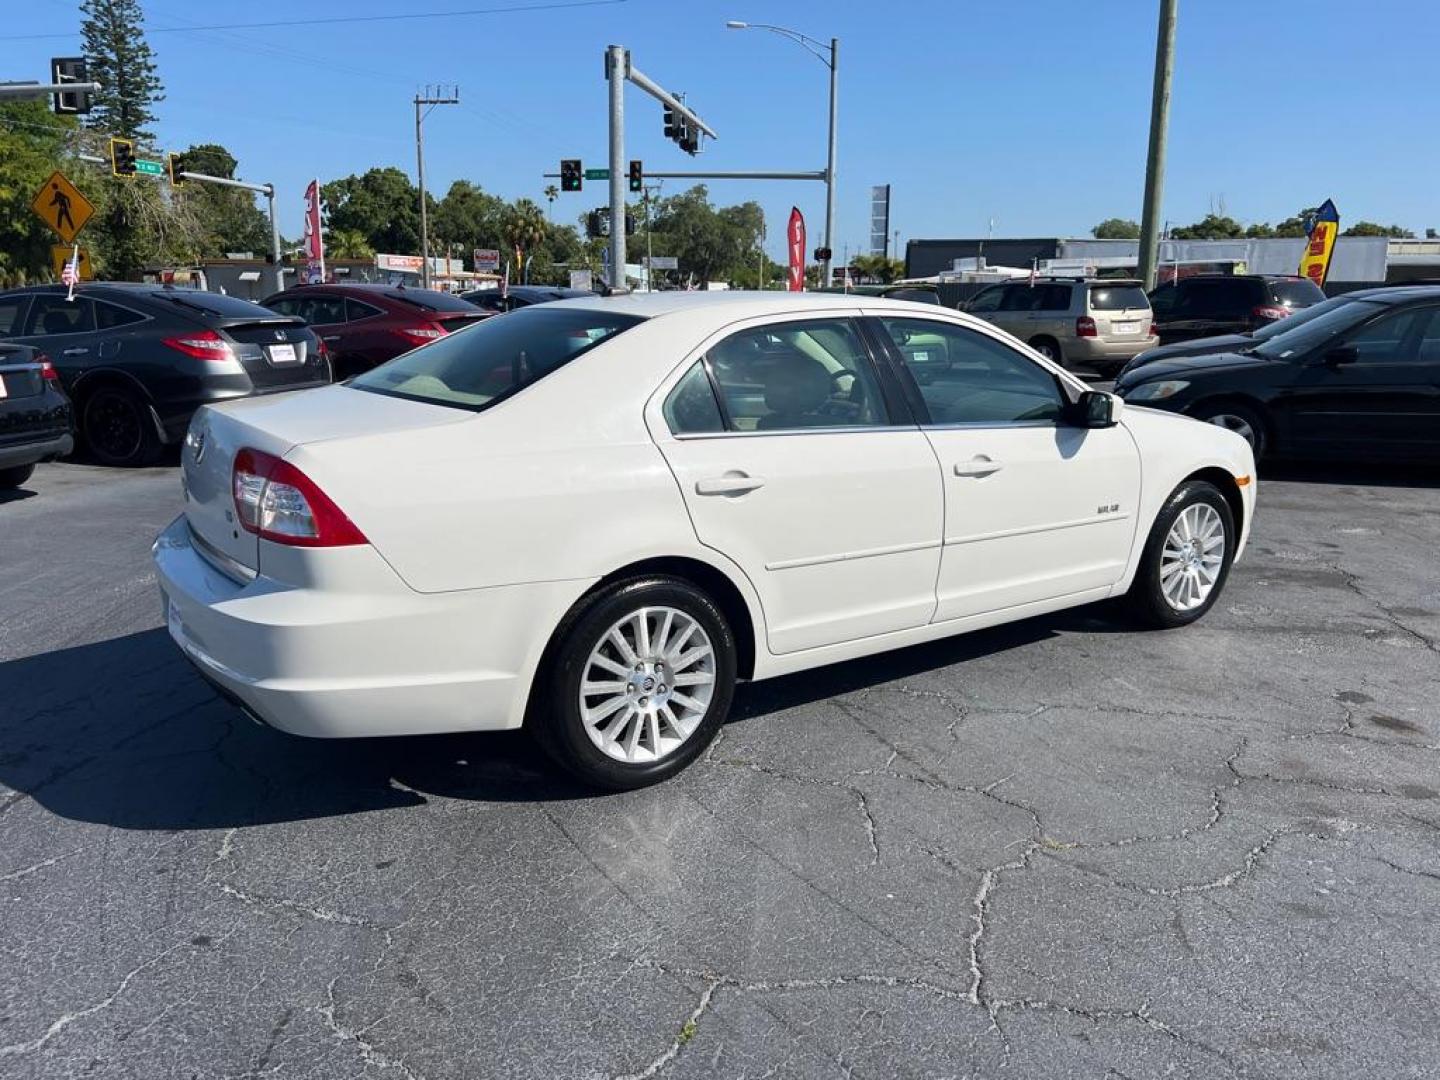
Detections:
[1344, 309, 1421, 364]
[704, 319, 888, 432]
[881, 317, 1064, 426]
[1148, 283, 1177, 317]
[966, 287, 1004, 314]
[26, 296, 95, 336]
[345, 298, 384, 322]
[93, 300, 145, 330]
[265, 297, 301, 317]
[0, 297, 28, 337]
[663, 362, 725, 435]
[303, 296, 348, 325]
[1415, 309, 1440, 366]
[999, 285, 1042, 312]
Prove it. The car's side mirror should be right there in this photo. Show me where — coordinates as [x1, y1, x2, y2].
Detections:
[1324, 344, 1359, 367]
[1067, 390, 1122, 428]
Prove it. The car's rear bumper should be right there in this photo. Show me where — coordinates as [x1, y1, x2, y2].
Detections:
[152, 515, 588, 738]
[0, 430, 73, 470]
[1067, 334, 1160, 366]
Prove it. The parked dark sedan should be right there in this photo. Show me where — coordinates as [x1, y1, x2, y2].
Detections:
[0, 285, 331, 466]
[1114, 286, 1440, 463]
[1119, 292, 1370, 379]
[0, 343, 74, 489]
[1148, 274, 1326, 345]
[264, 284, 489, 377]
[460, 285, 596, 314]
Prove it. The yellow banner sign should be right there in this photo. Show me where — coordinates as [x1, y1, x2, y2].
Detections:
[1298, 199, 1340, 287]
[31, 170, 95, 244]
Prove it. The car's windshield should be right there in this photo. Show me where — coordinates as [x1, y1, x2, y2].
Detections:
[1251, 298, 1388, 358]
[350, 305, 643, 411]
[1248, 294, 1357, 342]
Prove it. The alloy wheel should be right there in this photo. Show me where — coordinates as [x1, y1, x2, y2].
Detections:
[1205, 412, 1256, 449]
[578, 606, 716, 764]
[86, 391, 144, 464]
[1159, 503, 1226, 612]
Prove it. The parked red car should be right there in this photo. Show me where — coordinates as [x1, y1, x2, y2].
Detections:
[261, 284, 489, 377]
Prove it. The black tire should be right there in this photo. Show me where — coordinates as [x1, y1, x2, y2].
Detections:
[1127, 480, 1236, 629]
[1189, 400, 1268, 461]
[0, 463, 35, 490]
[1028, 336, 1063, 366]
[534, 575, 737, 791]
[81, 386, 161, 467]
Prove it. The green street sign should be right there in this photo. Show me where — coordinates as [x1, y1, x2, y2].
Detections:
[584, 168, 610, 180]
[135, 159, 164, 176]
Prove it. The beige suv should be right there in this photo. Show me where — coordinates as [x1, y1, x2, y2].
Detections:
[962, 278, 1158, 376]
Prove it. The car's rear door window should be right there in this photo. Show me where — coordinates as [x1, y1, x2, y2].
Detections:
[93, 300, 146, 330]
[345, 298, 384, 322]
[0, 296, 29, 336]
[351, 306, 642, 411]
[25, 296, 95, 335]
[703, 319, 888, 431]
[663, 362, 725, 435]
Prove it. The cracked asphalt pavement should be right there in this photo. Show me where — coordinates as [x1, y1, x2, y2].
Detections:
[2, 459, 1438, 1079]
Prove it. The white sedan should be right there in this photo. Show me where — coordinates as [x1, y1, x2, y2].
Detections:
[154, 292, 1254, 789]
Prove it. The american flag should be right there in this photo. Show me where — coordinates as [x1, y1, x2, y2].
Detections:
[61, 244, 80, 300]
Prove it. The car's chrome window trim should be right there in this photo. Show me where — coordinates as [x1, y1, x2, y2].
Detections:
[921, 418, 1063, 432]
[672, 423, 922, 441]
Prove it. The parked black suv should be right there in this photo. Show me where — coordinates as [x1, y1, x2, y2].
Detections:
[0, 284, 331, 466]
[1147, 274, 1325, 345]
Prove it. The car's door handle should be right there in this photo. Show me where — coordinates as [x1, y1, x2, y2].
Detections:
[954, 457, 1003, 477]
[696, 473, 766, 496]
[61, 347, 89, 357]
[322, 335, 342, 342]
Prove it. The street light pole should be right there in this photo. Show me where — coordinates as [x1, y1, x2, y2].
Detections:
[727, 21, 839, 287]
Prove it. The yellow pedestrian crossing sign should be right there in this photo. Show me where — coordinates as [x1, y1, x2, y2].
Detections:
[50, 245, 93, 282]
[31, 171, 95, 244]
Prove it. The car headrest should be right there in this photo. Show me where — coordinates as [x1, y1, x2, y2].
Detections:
[763, 351, 832, 417]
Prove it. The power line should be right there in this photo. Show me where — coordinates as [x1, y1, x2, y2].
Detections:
[9, 0, 628, 40]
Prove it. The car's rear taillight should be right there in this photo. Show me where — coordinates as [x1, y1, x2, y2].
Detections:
[163, 328, 235, 362]
[1075, 316, 1098, 338]
[1252, 305, 1292, 322]
[36, 354, 59, 381]
[396, 325, 447, 344]
[232, 448, 367, 548]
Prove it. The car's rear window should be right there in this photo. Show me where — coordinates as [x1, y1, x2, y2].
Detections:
[350, 306, 643, 411]
[1268, 278, 1327, 308]
[384, 289, 484, 313]
[149, 290, 272, 319]
[1088, 285, 1149, 311]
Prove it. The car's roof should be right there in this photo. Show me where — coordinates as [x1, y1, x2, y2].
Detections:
[1342, 284, 1440, 304]
[1171, 273, 1307, 283]
[554, 289, 948, 320]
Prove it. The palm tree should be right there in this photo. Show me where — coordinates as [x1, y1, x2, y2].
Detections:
[327, 228, 374, 260]
[544, 185, 559, 220]
[502, 199, 548, 283]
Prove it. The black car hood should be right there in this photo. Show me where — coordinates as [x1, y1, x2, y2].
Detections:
[1126, 333, 1253, 370]
[1116, 349, 1274, 388]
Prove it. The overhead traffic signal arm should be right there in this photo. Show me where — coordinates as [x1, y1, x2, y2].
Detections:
[109, 137, 136, 178]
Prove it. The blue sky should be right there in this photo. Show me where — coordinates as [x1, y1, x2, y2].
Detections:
[10, 0, 1438, 257]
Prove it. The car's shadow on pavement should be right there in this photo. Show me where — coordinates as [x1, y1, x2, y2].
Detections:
[0, 609, 1102, 831]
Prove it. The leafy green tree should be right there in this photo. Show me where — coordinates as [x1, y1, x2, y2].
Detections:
[0, 101, 81, 285]
[173, 143, 270, 257]
[849, 254, 906, 284]
[80, 0, 165, 141]
[431, 180, 505, 253]
[1342, 221, 1414, 238]
[501, 198, 548, 280]
[1169, 214, 1246, 240]
[648, 186, 765, 285]
[326, 228, 373, 260]
[1091, 218, 1141, 240]
[321, 168, 428, 255]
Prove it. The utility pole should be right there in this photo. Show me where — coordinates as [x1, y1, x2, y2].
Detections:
[823, 36, 838, 288]
[1138, 0, 1177, 291]
[607, 46, 626, 290]
[414, 86, 459, 289]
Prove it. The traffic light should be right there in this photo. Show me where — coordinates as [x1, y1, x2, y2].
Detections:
[166, 151, 188, 188]
[560, 159, 582, 193]
[109, 137, 136, 178]
[50, 57, 91, 115]
[628, 160, 643, 194]
[814, 246, 833, 262]
[586, 209, 605, 240]
[625, 212, 636, 237]
[663, 105, 679, 140]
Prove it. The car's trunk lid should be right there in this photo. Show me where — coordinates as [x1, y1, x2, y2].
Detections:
[181, 385, 470, 575]
[222, 318, 330, 390]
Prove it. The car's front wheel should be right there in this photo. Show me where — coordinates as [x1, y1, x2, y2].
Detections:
[1127, 480, 1235, 629]
[536, 576, 737, 790]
